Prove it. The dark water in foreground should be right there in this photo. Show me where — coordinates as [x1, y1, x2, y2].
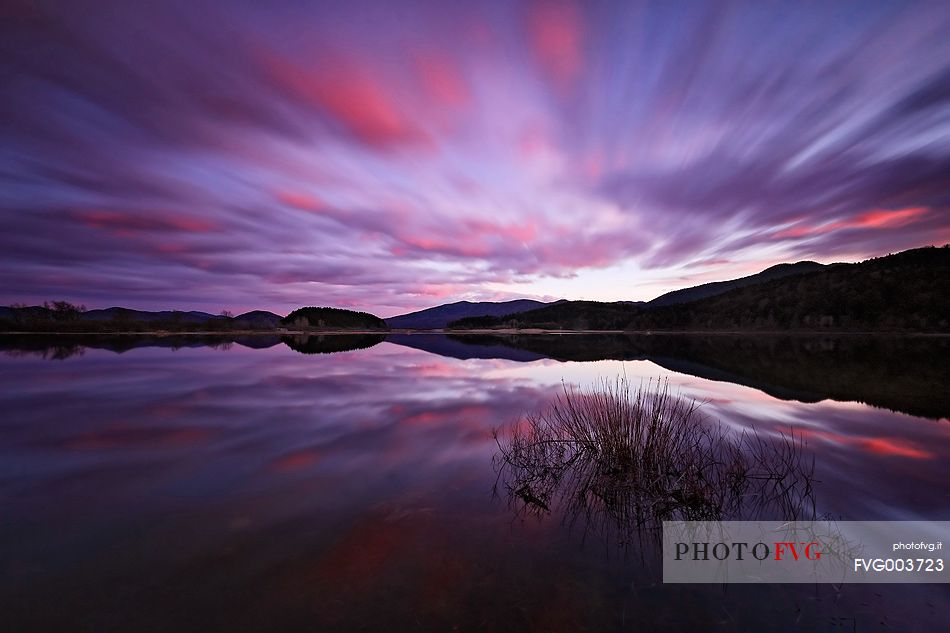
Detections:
[1, 333, 947, 631]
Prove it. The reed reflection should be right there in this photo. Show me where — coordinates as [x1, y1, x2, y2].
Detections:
[495, 379, 817, 550]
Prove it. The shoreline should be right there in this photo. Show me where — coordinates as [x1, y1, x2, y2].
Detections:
[0, 329, 387, 336]
[1, 329, 948, 337]
[435, 329, 950, 337]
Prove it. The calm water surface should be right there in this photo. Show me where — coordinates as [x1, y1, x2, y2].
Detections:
[1, 334, 948, 631]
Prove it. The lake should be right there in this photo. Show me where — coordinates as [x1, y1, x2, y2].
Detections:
[1, 333, 948, 631]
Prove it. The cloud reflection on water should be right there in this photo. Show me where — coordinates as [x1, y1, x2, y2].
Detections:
[0, 335, 948, 629]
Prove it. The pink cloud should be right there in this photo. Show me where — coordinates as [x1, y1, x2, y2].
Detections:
[852, 207, 929, 228]
[398, 235, 492, 258]
[262, 51, 427, 149]
[527, 0, 584, 93]
[276, 190, 326, 213]
[463, 218, 538, 243]
[70, 209, 216, 233]
[413, 53, 470, 109]
[775, 207, 929, 239]
[410, 284, 463, 298]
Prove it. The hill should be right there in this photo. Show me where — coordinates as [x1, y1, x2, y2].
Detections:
[231, 310, 282, 328]
[0, 305, 284, 332]
[441, 262, 825, 330]
[82, 307, 219, 323]
[281, 306, 389, 331]
[646, 261, 826, 307]
[449, 301, 637, 330]
[0, 303, 386, 333]
[385, 299, 555, 329]
[448, 246, 949, 332]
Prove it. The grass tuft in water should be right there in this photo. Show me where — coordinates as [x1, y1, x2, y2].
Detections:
[494, 377, 816, 539]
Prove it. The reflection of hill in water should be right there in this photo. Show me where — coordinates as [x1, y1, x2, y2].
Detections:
[432, 334, 948, 420]
[0, 334, 282, 358]
[0, 333, 386, 358]
[280, 333, 386, 355]
[386, 333, 545, 362]
[5, 332, 946, 419]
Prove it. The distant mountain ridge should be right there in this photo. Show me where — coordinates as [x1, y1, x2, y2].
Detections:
[4, 246, 946, 334]
[82, 308, 284, 326]
[646, 261, 827, 307]
[386, 261, 827, 329]
[0, 306, 286, 332]
[82, 307, 220, 323]
[447, 246, 949, 332]
[385, 299, 557, 329]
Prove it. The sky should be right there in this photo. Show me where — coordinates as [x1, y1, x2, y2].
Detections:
[1, 0, 949, 317]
